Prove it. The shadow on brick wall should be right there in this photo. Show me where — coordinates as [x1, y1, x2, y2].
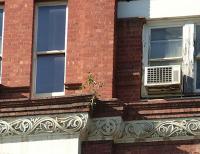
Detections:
[0, 85, 30, 99]
[114, 141, 200, 154]
[123, 97, 200, 120]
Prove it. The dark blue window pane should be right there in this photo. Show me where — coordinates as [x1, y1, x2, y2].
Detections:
[0, 9, 3, 35]
[151, 27, 182, 41]
[195, 25, 200, 55]
[0, 9, 3, 55]
[36, 54, 65, 93]
[37, 5, 66, 51]
[150, 40, 182, 59]
[0, 60, 1, 76]
[196, 61, 200, 89]
[150, 27, 182, 59]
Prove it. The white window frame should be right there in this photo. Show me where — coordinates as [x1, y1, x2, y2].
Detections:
[0, 6, 4, 84]
[142, 18, 200, 97]
[32, 2, 68, 97]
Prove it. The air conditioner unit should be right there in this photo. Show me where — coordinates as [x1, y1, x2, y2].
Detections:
[144, 65, 181, 87]
[144, 65, 181, 95]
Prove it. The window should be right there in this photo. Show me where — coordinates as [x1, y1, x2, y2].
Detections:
[142, 21, 200, 97]
[33, 3, 67, 96]
[195, 25, 200, 91]
[0, 8, 4, 83]
[149, 27, 183, 66]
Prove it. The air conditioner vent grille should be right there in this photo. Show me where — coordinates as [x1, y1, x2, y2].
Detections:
[147, 67, 172, 84]
[144, 65, 181, 87]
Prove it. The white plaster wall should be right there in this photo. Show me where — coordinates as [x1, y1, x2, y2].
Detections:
[118, 0, 200, 19]
[0, 138, 80, 154]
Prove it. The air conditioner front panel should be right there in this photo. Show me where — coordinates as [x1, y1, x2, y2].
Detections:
[144, 65, 181, 87]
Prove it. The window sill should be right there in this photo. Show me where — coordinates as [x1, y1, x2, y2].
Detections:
[65, 83, 82, 90]
[142, 93, 200, 100]
[0, 85, 30, 93]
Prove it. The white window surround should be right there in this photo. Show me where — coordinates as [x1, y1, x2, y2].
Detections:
[142, 18, 200, 97]
[32, 2, 68, 97]
[0, 6, 4, 84]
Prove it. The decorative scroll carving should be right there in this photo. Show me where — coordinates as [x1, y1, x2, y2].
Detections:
[2, 114, 200, 143]
[123, 119, 200, 140]
[87, 117, 200, 143]
[0, 113, 88, 137]
[88, 117, 123, 140]
[124, 121, 154, 139]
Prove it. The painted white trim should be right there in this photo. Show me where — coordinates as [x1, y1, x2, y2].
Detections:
[36, 50, 65, 55]
[146, 15, 200, 25]
[117, 0, 200, 19]
[149, 57, 183, 62]
[32, 2, 67, 98]
[64, 5, 68, 93]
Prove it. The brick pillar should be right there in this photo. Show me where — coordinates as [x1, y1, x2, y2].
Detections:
[1, 0, 34, 98]
[66, 0, 117, 98]
[116, 18, 146, 102]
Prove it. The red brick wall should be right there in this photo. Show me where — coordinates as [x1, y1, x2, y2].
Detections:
[82, 141, 113, 154]
[82, 140, 200, 154]
[116, 18, 146, 102]
[0, 0, 117, 99]
[66, 0, 117, 98]
[114, 141, 200, 154]
[0, 0, 34, 98]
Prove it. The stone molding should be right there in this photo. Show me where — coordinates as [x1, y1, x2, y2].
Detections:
[2, 114, 200, 143]
[0, 113, 88, 138]
[88, 117, 123, 140]
[88, 117, 200, 143]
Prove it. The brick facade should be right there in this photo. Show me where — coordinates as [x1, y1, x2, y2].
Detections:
[82, 140, 200, 154]
[0, 0, 34, 99]
[66, 0, 117, 98]
[82, 141, 114, 154]
[1, 0, 200, 154]
[116, 17, 145, 102]
[114, 141, 200, 154]
[0, 0, 117, 99]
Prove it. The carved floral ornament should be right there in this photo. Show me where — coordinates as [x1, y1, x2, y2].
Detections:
[0, 113, 88, 137]
[88, 117, 200, 143]
[2, 114, 200, 143]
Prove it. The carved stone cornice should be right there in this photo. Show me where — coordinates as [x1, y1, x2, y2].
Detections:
[0, 113, 88, 138]
[87, 117, 200, 143]
[88, 117, 123, 140]
[2, 114, 200, 143]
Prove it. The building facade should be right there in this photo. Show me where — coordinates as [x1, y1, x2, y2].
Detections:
[1, 0, 200, 154]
